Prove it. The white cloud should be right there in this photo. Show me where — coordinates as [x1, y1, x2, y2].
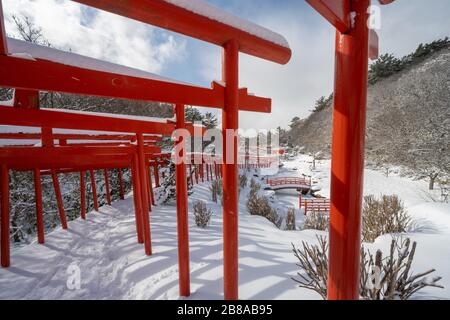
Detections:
[196, 6, 335, 131]
[2, 0, 449, 131]
[196, 0, 450, 130]
[3, 0, 187, 74]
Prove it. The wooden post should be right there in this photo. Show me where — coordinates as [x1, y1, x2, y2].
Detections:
[80, 171, 86, 220]
[1, 165, 10, 267]
[51, 171, 68, 229]
[175, 104, 191, 297]
[89, 170, 99, 212]
[147, 165, 155, 207]
[104, 169, 111, 205]
[153, 163, 160, 187]
[137, 134, 152, 256]
[131, 157, 144, 244]
[222, 39, 239, 300]
[34, 168, 45, 243]
[328, 0, 370, 300]
[118, 169, 125, 200]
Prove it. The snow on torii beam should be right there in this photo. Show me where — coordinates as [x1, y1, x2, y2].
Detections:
[72, 0, 291, 65]
[0, 106, 173, 136]
[0, 38, 271, 113]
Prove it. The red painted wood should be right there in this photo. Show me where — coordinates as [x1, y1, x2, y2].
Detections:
[153, 163, 160, 188]
[137, 134, 152, 256]
[80, 171, 86, 220]
[1, 165, 10, 267]
[175, 104, 190, 297]
[89, 170, 99, 212]
[0, 106, 175, 135]
[147, 166, 155, 207]
[13, 89, 39, 109]
[0, 55, 271, 113]
[118, 169, 125, 200]
[369, 29, 379, 60]
[33, 169, 45, 243]
[305, 0, 350, 33]
[51, 171, 68, 229]
[104, 169, 111, 205]
[131, 156, 144, 244]
[222, 40, 239, 300]
[328, 0, 370, 300]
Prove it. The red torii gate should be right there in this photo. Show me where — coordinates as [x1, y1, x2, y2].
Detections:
[0, 110, 178, 257]
[0, 0, 290, 300]
[306, 0, 396, 300]
[0, 106, 206, 257]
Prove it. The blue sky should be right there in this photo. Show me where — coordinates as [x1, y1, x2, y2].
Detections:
[3, 0, 450, 129]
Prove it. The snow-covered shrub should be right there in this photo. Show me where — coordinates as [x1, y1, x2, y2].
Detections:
[246, 181, 279, 226]
[210, 179, 223, 204]
[362, 195, 411, 243]
[291, 236, 328, 299]
[193, 200, 213, 228]
[360, 238, 443, 300]
[249, 178, 259, 191]
[160, 163, 193, 204]
[6, 168, 133, 245]
[292, 237, 443, 300]
[303, 211, 329, 231]
[285, 208, 296, 231]
[239, 174, 248, 189]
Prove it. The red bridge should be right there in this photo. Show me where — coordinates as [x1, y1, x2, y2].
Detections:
[266, 177, 312, 191]
[299, 195, 330, 215]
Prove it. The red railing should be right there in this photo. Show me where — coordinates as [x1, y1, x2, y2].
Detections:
[267, 177, 311, 187]
[299, 195, 330, 215]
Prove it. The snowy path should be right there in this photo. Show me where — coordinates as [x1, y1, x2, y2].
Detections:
[0, 182, 322, 300]
[1, 155, 449, 300]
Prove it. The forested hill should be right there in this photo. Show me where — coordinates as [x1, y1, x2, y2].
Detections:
[282, 38, 450, 189]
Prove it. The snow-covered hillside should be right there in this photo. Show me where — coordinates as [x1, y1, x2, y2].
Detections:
[0, 155, 449, 300]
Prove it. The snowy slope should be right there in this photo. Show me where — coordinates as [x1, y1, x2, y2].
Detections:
[0, 155, 448, 300]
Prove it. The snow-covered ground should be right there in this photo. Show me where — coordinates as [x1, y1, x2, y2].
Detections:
[0, 155, 449, 300]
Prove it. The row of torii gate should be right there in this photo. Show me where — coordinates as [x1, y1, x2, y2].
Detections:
[0, 0, 396, 300]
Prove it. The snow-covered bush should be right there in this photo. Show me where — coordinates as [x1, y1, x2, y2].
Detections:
[291, 236, 328, 299]
[362, 195, 411, 243]
[246, 181, 279, 226]
[360, 238, 443, 300]
[285, 208, 296, 231]
[239, 174, 248, 190]
[193, 200, 213, 228]
[249, 178, 259, 191]
[292, 237, 443, 300]
[160, 163, 193, 204]
[7, 168, 132, 245]
[303, 211, 329, 231]
[210, 179, 223, 204]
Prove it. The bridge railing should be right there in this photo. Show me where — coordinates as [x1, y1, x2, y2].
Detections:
[267, 177, 311, 187]
[299, 195, 330, 215]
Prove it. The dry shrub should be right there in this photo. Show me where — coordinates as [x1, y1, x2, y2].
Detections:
[360, 238, 443, 300]
[193, 200, 213, 228]
[286, 208, 296, 231]
[292, 236, 328, 299]
[292, 237, 443, 300]
[239, 174, 248, 189]
[303, 211, 329, 231]
[250, 178, 259, 191]
[246, 181, 279, 226]
[362, 195, 411, 242]
[210, 179, 223, 203]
